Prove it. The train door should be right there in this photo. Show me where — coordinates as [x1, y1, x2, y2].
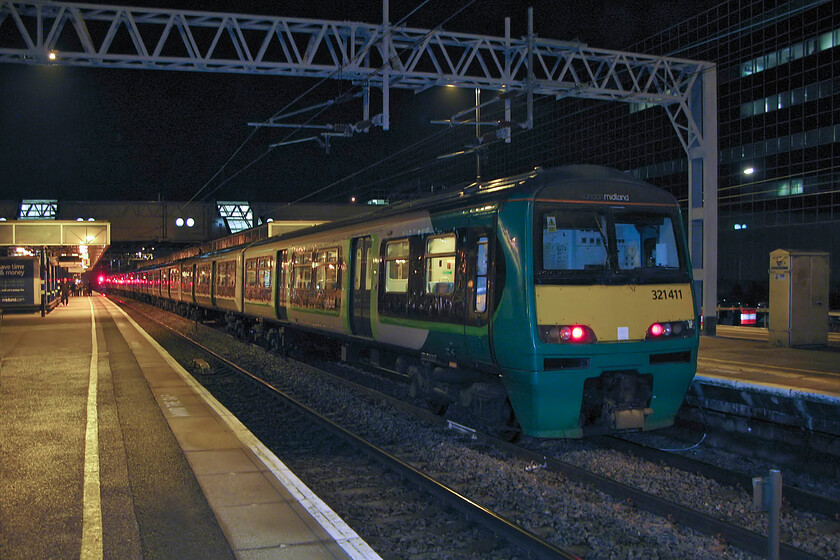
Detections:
[465, 227, 493, 364]
[210, 261, 217, 306]
[275, 249, 288, 321]
[350, 236, 373, 337]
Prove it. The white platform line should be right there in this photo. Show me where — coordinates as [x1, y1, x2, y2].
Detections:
[81, 298, 103, 560]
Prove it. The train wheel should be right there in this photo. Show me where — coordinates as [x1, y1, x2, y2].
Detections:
[491, 400, 521, 442]
[407, 364, 447, 415]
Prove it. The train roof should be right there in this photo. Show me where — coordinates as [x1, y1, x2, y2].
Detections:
[265, 165, 676, 239]
[528, 165, 679, 207]
[133, 165, 677, 266]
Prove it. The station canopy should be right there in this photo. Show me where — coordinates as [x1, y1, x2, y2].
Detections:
[0, 220, 110, 273]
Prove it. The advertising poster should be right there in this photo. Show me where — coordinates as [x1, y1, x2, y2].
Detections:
[0, 257, 37, 307]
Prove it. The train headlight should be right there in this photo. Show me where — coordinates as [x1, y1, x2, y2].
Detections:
[646, 320, 693, 340]
[539, 324, 597, 344]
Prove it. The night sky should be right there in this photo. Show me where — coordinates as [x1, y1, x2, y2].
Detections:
[0, 1, 714, 204]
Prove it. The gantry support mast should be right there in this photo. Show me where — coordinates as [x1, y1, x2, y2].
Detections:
[0, 0, 719, 333]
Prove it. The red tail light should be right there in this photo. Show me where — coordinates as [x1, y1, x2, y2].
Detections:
[539, 324, 597, 344]
[647, 320, 694, 340]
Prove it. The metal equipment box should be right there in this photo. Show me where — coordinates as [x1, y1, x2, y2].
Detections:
[768, 249, 830, 347]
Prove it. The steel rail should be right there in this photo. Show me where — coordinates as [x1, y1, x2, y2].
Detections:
[483, 440, 825, 560]
[115, 296, 829, 560]
[115, 297, 581, 560]
[313, 362, 832, 560]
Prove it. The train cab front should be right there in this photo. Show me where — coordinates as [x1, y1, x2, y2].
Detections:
[500, 172, 699, 438]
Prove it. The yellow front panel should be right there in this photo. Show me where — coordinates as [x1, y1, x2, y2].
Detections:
[535, 284, 694, 342]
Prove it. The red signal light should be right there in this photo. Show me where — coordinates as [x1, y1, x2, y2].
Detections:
[649, 323, 664, 337]
[571, 326, 585, 341]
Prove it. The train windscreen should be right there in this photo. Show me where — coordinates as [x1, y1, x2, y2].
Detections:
[535, 205, 691, 285]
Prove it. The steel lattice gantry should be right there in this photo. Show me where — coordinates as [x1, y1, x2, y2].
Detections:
[0, 0, 719, 333]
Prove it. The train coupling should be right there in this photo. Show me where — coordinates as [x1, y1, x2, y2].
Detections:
[609, 406, 653, 431]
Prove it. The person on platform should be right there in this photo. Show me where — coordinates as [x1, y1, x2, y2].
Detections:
[60, 281, 70, 306]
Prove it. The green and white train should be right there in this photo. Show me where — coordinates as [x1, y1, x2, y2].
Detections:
[106, 165, 699, 438]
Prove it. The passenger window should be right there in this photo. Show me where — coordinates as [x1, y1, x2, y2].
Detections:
[425, 234, 455, 294]
[315, 248, 339, 290]
[260, 257, 273, 290]
[245, 256, 273, 302]
[245, 258, 257, 288]
[385, 240, 409, 293]
[181, 267, 193, 293]
[293, 253, 312, 290]
[475, 236, 488, 312]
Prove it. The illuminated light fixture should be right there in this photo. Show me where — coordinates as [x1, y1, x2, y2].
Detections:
[351, 196, 357, 203]
[646, 320, 693, 340]
[48, 51, 57, 61]
[538, 324, 596, 344]
[76, 217, 84, 221]
[265, 218, 273, 223]
[88, 217, 95, 221]
[175, 217, 184, 227]
[734, 224, 748, 230]
[743, 167, 755, 175]
[186, 217, 195, 227]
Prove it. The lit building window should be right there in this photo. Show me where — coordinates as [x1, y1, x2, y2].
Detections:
[740, 79, 834, 118]
[217, 201, 253, 233]
[777, 179, 804, 197]
[629, 102, 657, 114]
[740, 27, 840, 78]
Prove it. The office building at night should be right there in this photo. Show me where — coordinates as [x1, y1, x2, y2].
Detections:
[550, 0, 840, 306]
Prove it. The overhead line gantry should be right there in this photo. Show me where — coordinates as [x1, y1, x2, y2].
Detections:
[0, 0, 720, 332]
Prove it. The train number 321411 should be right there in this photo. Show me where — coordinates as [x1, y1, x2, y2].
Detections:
[651, 289, 683, 300]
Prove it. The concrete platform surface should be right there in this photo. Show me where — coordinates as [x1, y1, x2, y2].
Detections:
[0, 295, 380, 560]
[698, 330, 840, 400]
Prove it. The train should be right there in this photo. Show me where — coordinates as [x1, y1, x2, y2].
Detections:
[104, 165, 699, 438]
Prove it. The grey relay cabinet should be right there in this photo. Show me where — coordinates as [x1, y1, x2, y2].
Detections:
[768, 249, 830, 347]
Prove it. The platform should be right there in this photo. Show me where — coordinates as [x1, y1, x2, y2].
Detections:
[0, 295, 380, 560]
[691, 327, 840, 437]
[698, 327, 840, 399]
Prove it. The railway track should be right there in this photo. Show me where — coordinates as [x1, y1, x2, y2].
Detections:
[115, 296, 839, 560]
[595, 435, 840, 519]
[356, 363, 840, 559]
[118, 298, 577, 559]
